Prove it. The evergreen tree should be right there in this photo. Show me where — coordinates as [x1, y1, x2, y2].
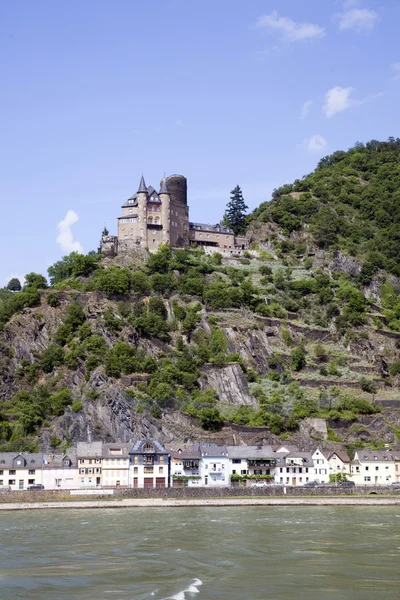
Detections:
[223, 185, 248, 235]
[7, 278, 22, 292]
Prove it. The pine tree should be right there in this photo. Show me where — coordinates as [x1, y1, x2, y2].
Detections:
[223, 186, 248, 235]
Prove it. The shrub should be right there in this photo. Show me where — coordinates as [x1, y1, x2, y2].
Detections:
[199, 407, 223, 431]
[281, 328, 293, 347]
[47, 293, 60, 307]
[389, 361, 400, 377]
[71, 401, 83, 412]
[290, 346, 306, 371]
[131, 271, 150, 294]
[40, 345, 65, 373]
[91, 266, 132, 295]
[104, 308, 123, 332]
[359, 377, 378, 394]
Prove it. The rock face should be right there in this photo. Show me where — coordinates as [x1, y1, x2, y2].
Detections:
[300, 418, 328, 441]
[199, 364, 257, 408]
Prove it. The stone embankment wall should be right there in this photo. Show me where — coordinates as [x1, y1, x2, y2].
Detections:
[0, 485, 398, 504]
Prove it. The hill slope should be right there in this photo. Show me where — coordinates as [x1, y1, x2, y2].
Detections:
[0, 139, 400, 454]
[248, 138, 400, 277]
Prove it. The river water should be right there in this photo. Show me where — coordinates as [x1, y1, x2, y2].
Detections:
[0, 506, 399, 600]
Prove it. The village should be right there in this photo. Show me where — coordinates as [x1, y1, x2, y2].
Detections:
[0, 441, 399, 492]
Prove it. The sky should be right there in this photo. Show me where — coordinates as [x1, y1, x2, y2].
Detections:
[0, 0, 399, 285]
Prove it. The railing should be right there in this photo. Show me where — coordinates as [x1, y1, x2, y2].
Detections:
[147, 224, 163, 230]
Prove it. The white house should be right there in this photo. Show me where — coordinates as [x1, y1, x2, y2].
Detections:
[199, 444, 229, 487]
[41, 451, 78, 489]
[77, 442, 103, 487]
[351, 450, 398, 485]
[226, 446, 276, 485]
[274, 451, 314, 486]
[325, 450, 351, 478]
[0, 453, 43, 490]
[312, 448, 330, 483]
[165, 444, 201, 487]
[101, 443, 131, 488]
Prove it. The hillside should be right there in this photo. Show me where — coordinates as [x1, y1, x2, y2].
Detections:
[249, 138, 400, 278]
[0, 139, 400, 455]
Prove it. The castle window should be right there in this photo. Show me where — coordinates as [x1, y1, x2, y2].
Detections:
[154, 217, 160, 224]
[147, 216, 153, 224]
[129, 208, 133, 214]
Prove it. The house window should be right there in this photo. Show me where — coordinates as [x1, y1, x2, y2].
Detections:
[0, 470, 3, 476]
[28, 470, 35, 475]
[375, 466, 379, 471]
[159, 456, 164, 464]
[80, 468, 85, 474]
[232, 459, 241, 464]
[81, 478, 85, 483]
[241, 470, 247, 475]
[134, 467, 138, 474]
[364, 476, 371, 482]
[134, 456, 138, 465]
[80, 460, 85, 464]
[28, 479, 35, 485]
[159, 467, 164, 474]
[365, 466, 369, 471]
[9, 470, 16, 475]
[9, 480, 16, 485]
[0, 480, 3, 486]
[144, 467, 153, 474]
[144, 444, 154, 452]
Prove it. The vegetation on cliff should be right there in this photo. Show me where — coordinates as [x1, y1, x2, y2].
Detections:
[0, 138, 400, 453]
[249, 138, 400, 277]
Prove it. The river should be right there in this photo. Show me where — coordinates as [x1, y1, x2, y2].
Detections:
[0, 506, 399, 599]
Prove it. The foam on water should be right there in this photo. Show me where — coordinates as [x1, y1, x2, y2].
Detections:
[166, 578, 203, 599]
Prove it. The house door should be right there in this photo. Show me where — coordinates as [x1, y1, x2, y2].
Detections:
[96, 477, 101, 486]
[205, 476, 208, 486]
[292, 477, 297, 486]
[19, 480, 24, 490]
[134, 478, 138, 488]
[156, 477, 165, 488]
[144, 477, 153, 488]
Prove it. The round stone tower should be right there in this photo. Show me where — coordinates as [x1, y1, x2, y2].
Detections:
[166, 174, 187, 206]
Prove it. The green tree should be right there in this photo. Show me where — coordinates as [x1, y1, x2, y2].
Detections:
[199, 407, 223, 431]
[24, 273, 48, 289]
[223, 185, 248, 235]
[7, 278, 21, 292]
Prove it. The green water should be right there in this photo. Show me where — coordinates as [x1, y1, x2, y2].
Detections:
[0, 506, 399, 599]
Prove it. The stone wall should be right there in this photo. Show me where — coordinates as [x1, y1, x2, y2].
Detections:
[0, 485, 398, 503]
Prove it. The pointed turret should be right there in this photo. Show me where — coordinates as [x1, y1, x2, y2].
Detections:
[137, 175, 147, 193]
[159, 178, 170, 195]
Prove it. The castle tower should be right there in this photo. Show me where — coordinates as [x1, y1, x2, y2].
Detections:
[166, 174, 189, 247]
[137, 175, 148, 248]
[159, 178, 170, 245]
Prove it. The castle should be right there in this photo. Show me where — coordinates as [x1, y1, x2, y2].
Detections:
[101, 174, 248, 256]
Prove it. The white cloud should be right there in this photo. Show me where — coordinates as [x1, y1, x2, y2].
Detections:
[303, 135, 327, 153]
[337, 8, 378, 33]
[392, 63, 400, 81]
[300, 100, 313, 120]
[324, 86, 354, 117]
[56, 210, 84, 254]
[255, 11, 325, 42]
[324, 85, 384, 118]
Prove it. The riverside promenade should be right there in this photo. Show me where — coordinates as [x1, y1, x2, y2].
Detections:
[1, 496, 400, 510]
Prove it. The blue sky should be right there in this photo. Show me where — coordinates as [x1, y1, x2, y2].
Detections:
[0, 0, 399, 285]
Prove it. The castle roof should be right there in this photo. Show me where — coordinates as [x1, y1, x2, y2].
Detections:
[137, 175, 147, 193]
[159, 178, 170, 195]
[122, 186, 160, 208]
[189, 222, 234, 235]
